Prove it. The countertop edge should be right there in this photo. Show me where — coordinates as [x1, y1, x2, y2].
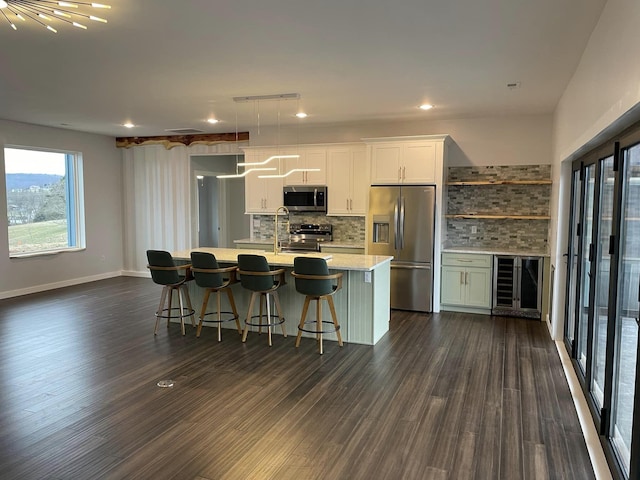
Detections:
[442, 247, 550, 257]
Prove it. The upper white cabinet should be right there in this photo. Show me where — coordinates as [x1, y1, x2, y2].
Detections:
[367, 137, 439, 184]
[327, 145, 368, 216]
[243, 149, 284, 214]
[282, 147, 327, 186]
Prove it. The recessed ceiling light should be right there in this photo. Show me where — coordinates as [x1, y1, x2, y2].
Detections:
[207, 118, 219, 124]
[295, 112, 308, 119]
[123, 122, 135, 128]
[419, 104, 434, 111]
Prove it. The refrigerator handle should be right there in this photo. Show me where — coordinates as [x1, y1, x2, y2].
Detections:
[400, 195, 406, 249]
[393, 200, 399, 250]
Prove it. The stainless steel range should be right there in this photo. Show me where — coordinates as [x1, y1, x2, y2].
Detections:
[280, 223, 332, 252]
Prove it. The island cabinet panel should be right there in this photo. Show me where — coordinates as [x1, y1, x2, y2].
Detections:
[369, 140, 437, 184]
[282, 147, 327, 186]
[440, 252, 492, 314]
[327, 145, 368, 216]
[172, 248, 393, 345]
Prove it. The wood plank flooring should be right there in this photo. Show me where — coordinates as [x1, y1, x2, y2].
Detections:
[0, 277, 595, 479]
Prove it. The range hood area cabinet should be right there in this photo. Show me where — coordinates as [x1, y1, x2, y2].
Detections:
[492, 255, 543, 319]
[281, 147, 327, 186]
[242, 143, 370, 216]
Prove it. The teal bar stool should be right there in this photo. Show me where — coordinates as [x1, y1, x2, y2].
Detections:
[190, 252, 241, 341]
[237, 254, 287, 346]
[146, 249, 196, 336]
[291, 257, 344, 354]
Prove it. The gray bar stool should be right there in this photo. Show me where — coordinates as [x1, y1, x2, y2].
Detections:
[146, 249, 196, 336]
[237, 254, 287, 346]
[190, 251, 241, 341]
[291, 257, 343, 354]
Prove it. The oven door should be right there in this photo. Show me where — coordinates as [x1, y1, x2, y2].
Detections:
[283, 187, 326, 212]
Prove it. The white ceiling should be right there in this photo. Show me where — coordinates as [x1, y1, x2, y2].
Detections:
[0, 0, 606, 138]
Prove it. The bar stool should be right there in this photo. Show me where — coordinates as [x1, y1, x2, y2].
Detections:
[237, 254, 287, 346]
[190, 251, 241, 341]
[291, 257, 343, 354]
[146, 249, 196, 336]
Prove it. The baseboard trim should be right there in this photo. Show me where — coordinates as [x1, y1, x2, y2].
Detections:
[121, 270, 151, 278]
[0, 271, 123, 300]
[555, 341, 613, 480]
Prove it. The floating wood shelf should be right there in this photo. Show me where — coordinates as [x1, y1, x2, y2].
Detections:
[446, 214, 551, 220]
[446, 180, 552, 186]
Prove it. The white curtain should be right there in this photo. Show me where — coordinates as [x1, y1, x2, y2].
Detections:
[122, 142, 246, 273]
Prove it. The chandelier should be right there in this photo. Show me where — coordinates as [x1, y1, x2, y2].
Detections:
[0, 1, 110, 33]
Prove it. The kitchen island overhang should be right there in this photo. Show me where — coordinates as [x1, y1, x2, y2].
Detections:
[171, 248, 393, 345]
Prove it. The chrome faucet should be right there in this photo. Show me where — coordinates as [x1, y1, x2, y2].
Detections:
[274, 206, 290, 254]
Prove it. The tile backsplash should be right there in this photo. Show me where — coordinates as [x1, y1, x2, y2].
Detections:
[446, 165, 551, 252]
[252, 213, 365, 244]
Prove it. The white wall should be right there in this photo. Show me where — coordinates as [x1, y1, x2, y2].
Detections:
[247, 113, 553, 168]
[550, 0, 640, 340]
[0, 119, 123, 298]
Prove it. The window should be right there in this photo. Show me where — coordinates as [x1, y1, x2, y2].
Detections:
[4, 146, 85, 257]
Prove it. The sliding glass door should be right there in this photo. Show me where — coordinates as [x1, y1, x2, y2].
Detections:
[565, 168, 582, 352]
[565, 130, 640, 479]
[610, 142, 640, 476]
[590, 156, 615, 408]
[576, 163, 595, 373]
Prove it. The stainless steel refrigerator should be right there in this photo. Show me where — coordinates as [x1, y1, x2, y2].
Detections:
[367, 185, 435, 312]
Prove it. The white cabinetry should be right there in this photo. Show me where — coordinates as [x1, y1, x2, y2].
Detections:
[243, 150, 283, 214]
[369, 139, 437, 184]
[441, 253, 492, 313]
[282, 147, 327, 186]
[327, 145, 368, 215]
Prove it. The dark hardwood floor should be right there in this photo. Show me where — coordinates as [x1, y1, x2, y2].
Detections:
[0, 277, 594, 479]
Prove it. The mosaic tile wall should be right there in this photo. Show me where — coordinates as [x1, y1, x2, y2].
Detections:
[252, 213, 366, 244]
[446, 165, 551, 252]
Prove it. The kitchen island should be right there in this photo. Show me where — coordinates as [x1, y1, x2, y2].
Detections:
[171, 248, 393, 345]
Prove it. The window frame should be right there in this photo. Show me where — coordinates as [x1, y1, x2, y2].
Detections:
[4, 145, 86, 258]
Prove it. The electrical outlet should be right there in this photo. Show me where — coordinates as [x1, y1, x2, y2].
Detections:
[364, 271, 372, 283]
[471, 226, 478, 234]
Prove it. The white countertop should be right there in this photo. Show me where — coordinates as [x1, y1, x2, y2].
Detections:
[233, 238, 365, 249]
[442, 246, 550, 257]
[172, 247, 392, 271]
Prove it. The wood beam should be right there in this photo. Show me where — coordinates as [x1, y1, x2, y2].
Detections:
[116, 132, 250, 150]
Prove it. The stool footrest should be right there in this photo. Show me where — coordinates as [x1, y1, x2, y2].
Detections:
[245, 314, 285, 328]
[298, 319, 340, 335]
[156, 306, 196, 319]
[200, 310, 238, 324]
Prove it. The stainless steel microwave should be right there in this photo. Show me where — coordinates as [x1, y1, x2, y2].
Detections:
[283, 186, 327, 212]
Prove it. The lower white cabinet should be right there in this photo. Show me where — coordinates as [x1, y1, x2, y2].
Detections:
[441, 253, 492, 313]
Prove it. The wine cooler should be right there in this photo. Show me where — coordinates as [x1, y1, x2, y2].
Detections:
[492, 255, 543, 319]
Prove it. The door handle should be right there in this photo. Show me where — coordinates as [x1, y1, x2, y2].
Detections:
[398, 166, 402, 182]
[350, 199, 353, 210]
[394, 202, 399, 250]
[399, 196, 405, 249]
[346, 199, 349, 210]
[465, 272, 469, 284]
[403, 166, 406, 180]
[460, 272, 464, 285]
